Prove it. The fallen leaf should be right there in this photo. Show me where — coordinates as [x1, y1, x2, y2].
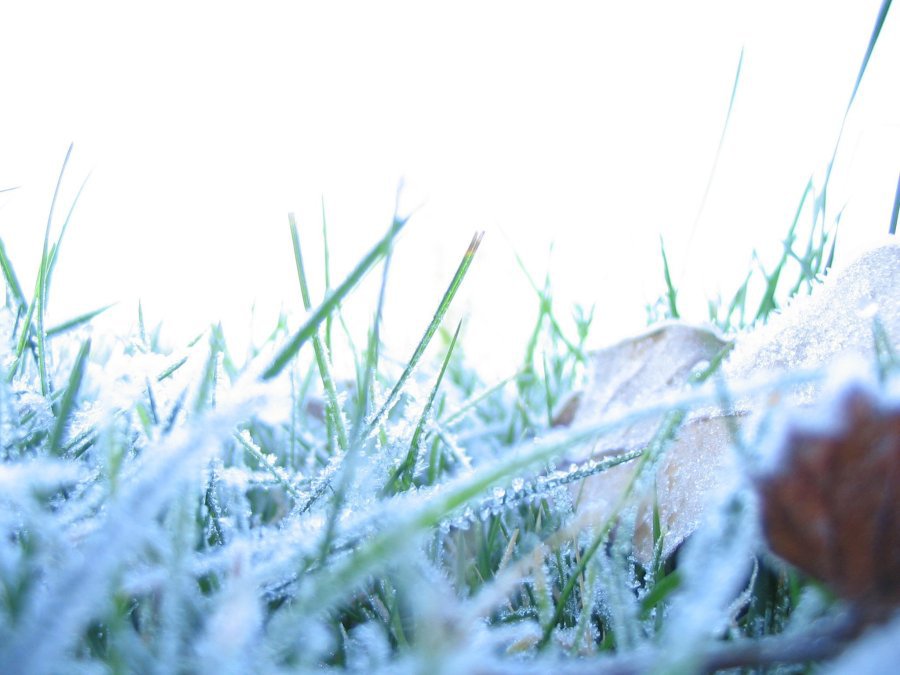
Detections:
[756, 382, 900, 622]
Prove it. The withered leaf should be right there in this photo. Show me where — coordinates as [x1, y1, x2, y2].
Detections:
[756, 383, 900, 621]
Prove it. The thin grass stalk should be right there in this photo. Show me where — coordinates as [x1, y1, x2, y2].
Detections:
[36, 144, 74, 396]
[386, 319, 462, 494]
[315, 212, 399, 562]
[367, 231, 484, 432]
[321, 196, 334, 352]
[289, 212, 348, 451]
[48, 338, 91, 456]
[262, 214, 407, 381]
[684, 47, 744, 257]
[660, 236, 679, 319]
[46, 303, 116, 338]
[0, 237, 26, 317]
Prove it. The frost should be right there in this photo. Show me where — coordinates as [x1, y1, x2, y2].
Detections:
[0, 460, 84, 501]
[825, 613, 900, 674]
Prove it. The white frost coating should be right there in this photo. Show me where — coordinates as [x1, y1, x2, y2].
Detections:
[724, 241, 900, 406]
[754, 356, 896, 474]
[824, 612, 900, 674]
[0, 384, 268, 675]
[194, 546, 265, 675]
[0, 460, 84, 501]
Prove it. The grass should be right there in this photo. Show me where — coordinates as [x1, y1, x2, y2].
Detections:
[0, 3, 895, 672]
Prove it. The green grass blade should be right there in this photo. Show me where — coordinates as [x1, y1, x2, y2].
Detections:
[889, 172, 899, 236]
[0, 237, 26, 315]
[157, 355, 189, 382]
[511, 248, 583, 363]
[261, 214, 408, 381]
[46, 303, 116, 339]
[367, 231, 483, 431]
[832, 0, 892, 166]
[321, 196, 334, 352]
[441, 374, 517, 426]
[755, 178, 812, 322]
[660, 236, 679, 319]
[48, 338, 91, 456]
[7, 280, 38, 382]
[289, 212, 348, 451]
[385, 319, 462, 494]
[686, 47, 743, 250]
[35, 144, 75, 395]
[46, 172, 90, 296]
[234, 430, 304, 502]
[194, 326, 228, 413]
[819, 0, 892, 222]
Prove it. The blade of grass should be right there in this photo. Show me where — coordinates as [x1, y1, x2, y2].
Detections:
[157, 355, 189, 382]
[45, 171, 90, 296]
[0, 237, 26, 316]
[367, 231, 484, 432]
[193, 333, 221, 413]
[755, 178, 812, 322]
[889, 172, 899, 236]
[512, 247, 583, 362]
[660, 236, 679, 319]
[314, 201, 400, 559]
[234, 430, 304, 502]
[48, 338, 91, 456]
[684, 47, 744, 260]
[46, 303, 116, 339]
[321, 196, 334, 353]
[290, 212, 348, 452]
[386, 319, 462, 494]
[261, 214, 408, 381]
[36, 144, 75, 396]
[816, 0, 892, 227]
[440, 373, 517, 426]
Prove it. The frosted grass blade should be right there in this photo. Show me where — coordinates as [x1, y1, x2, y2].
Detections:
[817, 0, 892, 224]
[889, 172, 899, 236]
[660, 236, 679, 319]
[48, 338, 91, 456]
[46, 303, 116, 338]
[368, 231, 483, 431]
[321, 196, 334, 352]
[386, 319, 462, 494]
[290, 212, 348, 451]
[0, 236, 26, 316]
[45, 172, 90, 295]
[262, 214, 408, 380]
[36, 144, 75, 395]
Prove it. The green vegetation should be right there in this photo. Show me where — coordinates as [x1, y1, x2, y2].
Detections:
[0, 3, 894, 672]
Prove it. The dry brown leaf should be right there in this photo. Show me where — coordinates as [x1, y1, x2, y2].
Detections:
[560, 322, 731, 560]
[756, 383, 900, 622]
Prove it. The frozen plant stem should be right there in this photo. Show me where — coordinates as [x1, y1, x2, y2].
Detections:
[290, 212, 348, 451]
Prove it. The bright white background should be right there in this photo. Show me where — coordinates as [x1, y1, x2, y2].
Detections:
[1, 1, 897, 378]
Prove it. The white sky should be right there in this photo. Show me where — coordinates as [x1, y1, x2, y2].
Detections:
[1, 1, 897, 379]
